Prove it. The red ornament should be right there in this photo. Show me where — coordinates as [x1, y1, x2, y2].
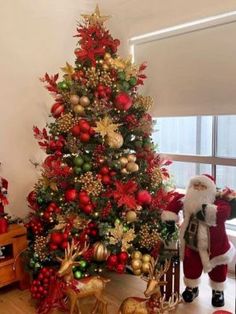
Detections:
[116, 263, 125, 274]
[71, 125, 81, 137]
[82, 204, 93, 215]
[61, 240, 69, 249]
[51, 103, 64, 118]
[100, 166, 110, 175]
[118, 251, 129, 263]
[65, 189, 78, 202]
[79, 120, 91, 133]
[79, 132, 90, 142]
[49, 242, 58, 251]
[50, 232, 63, 245]
[102, 175, 111, 185]
[79, 194, 90, 205]
[0, 217, 8, 234]
[137, 190, 152, 205]
[115, 92, 133, 110]
[107, 254, 118, 266]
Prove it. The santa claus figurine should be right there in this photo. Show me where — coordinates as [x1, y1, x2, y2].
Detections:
[161, 174, 236, 307]
[0, 177, 8, 214]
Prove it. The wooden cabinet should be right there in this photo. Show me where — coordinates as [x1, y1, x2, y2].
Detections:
[0, 224, 28, 289]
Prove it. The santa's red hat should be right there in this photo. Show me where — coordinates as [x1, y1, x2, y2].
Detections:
[202, 174, 216, 184]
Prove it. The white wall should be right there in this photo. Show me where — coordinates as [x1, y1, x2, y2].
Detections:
[1, 0, 236, 217]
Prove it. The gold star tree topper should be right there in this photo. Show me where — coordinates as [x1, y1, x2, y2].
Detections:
[81, 5, 110, 26]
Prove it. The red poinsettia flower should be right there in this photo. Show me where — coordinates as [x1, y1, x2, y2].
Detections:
[112, 180, 138, 209]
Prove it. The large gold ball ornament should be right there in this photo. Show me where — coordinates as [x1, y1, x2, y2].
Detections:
[133, 269, 142, 276]
[126, 162, 139, 173]
[132, 251, 142, 260]
[141, 262, 150, 274]
[102, 64, 109, 71]
[80, 96, 90, 107]
[119, 157, 129, 167]
[142, 254, 152, 263]
[73, 105, 85, 115]
[131, 259, 142, 270]
[70, 95, 80, 105]
[93, 242, 110, 262]
[126, 211, 137, 223]
[127, 154, 136, 162]
[106, 133, 123, 149]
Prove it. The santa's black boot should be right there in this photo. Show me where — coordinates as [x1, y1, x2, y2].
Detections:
[182, 287, 199, 303]
[212, 290, 224, 307]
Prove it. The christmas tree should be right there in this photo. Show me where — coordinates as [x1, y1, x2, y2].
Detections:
[25, 5, 178, 303]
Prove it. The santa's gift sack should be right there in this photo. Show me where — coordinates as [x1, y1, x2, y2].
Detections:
[0, 217, 8, 233]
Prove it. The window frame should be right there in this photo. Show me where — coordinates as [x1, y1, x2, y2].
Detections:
[154, 115, 236, 230]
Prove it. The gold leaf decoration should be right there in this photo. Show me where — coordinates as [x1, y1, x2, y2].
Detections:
[108, 221, 135, 251]
[94, 116, 121, 138]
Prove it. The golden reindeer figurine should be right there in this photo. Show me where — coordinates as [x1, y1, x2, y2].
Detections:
[118, 258, 179, 314]
[57, 240, 110, 314]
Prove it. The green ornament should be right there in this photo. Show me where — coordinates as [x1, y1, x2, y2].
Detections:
[122, 81, 130, 91]
[79, 260, 87, 269]
[129, 77, 137, 86]
[117, 71, 126, 81]
[74, 167, 82, 175]
[74, 270, 83, 279]
[82, 163, 92, 172]
[74, 156, 84, 167]
[58, 81, 69, 91]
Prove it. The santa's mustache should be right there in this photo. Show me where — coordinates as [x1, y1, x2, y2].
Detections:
[183, 186, 215, 215]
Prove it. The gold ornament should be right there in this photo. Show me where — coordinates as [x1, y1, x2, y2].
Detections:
[133, 269, 142, 276]
[126, 162, 139, 173]
[61, 62, 74, 79]
[93, 242, 110, 262]
[81, 5, 110, 26]
[127, 154, 136, 162]
[141, 262, 150, 274]
[131, 251, 142, 260]
[67, 136, 78, 153]
[131, 259, 142, 270]
[106, 132, 123, 149]
[104, 53, 111, 60]
[108, 221, 135, 251]
[73, 104, 85, 115]
[70, 95, 80, 105]
[77, 172, 103, 197]
[142, 254, 151, 263]
[57, 113, 74, 132]
[121, 168, 129, 175]
[126, 211, 137, 223]
[94, 116, 121, 138]
[80, 96, 90, 107]
[119, 157, 129, 167]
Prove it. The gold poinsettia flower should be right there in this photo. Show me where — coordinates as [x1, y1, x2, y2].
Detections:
[108, 221, 135, 251]
[111, 56, 138, 80]
[61, 62, 75, 79]
[94, 116, 121, 138]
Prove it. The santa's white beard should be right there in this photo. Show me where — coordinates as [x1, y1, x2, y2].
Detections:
[183, 187, 216, 215]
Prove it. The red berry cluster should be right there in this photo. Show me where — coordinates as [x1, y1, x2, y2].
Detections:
[49, 231, 69, 251]
[101, 201, 112, 219]
[25, 219, 43, 235]
[30, 267, 56, 300]
[79, 191, 95, 215]
[124, 114, 139, 129]
[107, 252, 129, 273]
[43, 202, 61, 220]
[85, 222, 98, 238]
[72, 70, 86, 83]
[97, 166, 116, 185]
[48, 136, 65, 152]
[95, 84, 112, 99]
[71, 119, 94, 143]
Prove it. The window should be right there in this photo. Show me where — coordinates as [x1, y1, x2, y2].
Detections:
[152, 115, 236, 229]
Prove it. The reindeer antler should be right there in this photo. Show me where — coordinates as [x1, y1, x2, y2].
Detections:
[155, 259, 171, 280]
[159, 292, 180, 312]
